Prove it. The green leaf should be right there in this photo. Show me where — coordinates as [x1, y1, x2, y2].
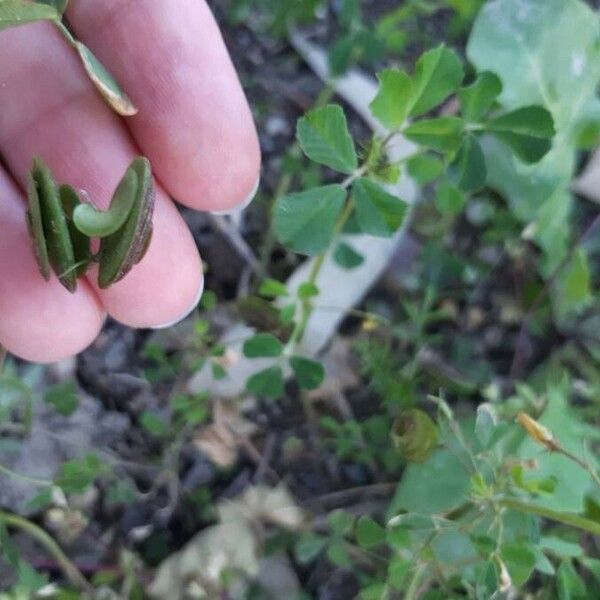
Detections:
[294, 533, 327, 563]
[387, 449, 471, 517]
[259, 278, 289, 298]
[474, 403, 497, 449]
[44, 380, 79, 417]
[409, 45, 464, 117]
[458, 72, 502, 122]
[407, 154, 444, 185]
[274, 184, 346, 255]
[436, 181, 466, 216]
[404, 117, 464, 153]
[0, 0, 58, 30]
[557, 559, 587, 600]
[333, 242, 364, 269]
[327, 541, 351, 567]
[140, 411, 170, 437]
[355, 516, 386, 548]
[556, 248, 592, 317]
[55, 453, 104, 494]
[96, 157, 155, 289]
[328, 509, 354, 535]
[290, 356, 325, 390]
[246, 366, 284, 399]
[297, 105, 358, 174]
[448, 134, 487, 192]
[243, 333, 284, 358]
[391, 408, 438, 463]
[484, 105, 555, 164]
[298, 282, 319, 299]
[352, 178, 407, 237]
[75, 42, 137, 116]
[370, 69, 413, 129]
[501, 541, 536, 586]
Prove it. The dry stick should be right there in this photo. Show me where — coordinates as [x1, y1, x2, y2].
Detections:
[0, 510, 94, 594]
[510, 211, 600, 380]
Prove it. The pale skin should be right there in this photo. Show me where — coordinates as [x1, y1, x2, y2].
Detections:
[0, 0, 261, 363]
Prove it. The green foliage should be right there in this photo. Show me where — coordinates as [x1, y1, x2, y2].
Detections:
[43, 380, 79, 417]
[243, 334, 284, 358]
[352, 178, 407, 237]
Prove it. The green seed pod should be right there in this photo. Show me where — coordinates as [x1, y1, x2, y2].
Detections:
[95, 157, 155, 289]
[26, 158, 78, 293]
[391, 408, 439, 463]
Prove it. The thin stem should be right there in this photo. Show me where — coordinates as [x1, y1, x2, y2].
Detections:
[55, 21, 78, 49]
[0, 463, 53, 488]
[405, 563, 428, 600]
[0, 510, 93, 594]
[499, 497, 600, 536]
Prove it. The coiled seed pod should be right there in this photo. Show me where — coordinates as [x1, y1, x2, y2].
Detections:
[391, 408, 439, 463]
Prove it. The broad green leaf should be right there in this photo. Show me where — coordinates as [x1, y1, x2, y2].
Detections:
[387, 448, 471, 517]
[409, 45, 464, 117]
[246, 366, 284, 399]
[484, 105, 555, 164]
[404, 117, 464, 153]
[97, 157, 155, 289]
[328, 509, 354, 535]
[474, 403, 497, 449]
[514, 377, 597, 513]
[243, 333, 284, 358]
[352, 178, 407, 237]
[0, 0, 58, 30]
[355, 516, 386, 548]
[391, 408, 438, 463]
[297, 105, 358, 174]
[448, 134, 487, 192]
[468, 0, 600, 269]
[557, 559, 587, 600]
[327, 541, 351, 567]
[370, 69, 413, 129]
[501, 542, 536, 586]
[274, 184, 346, 255]
[333, 242, 364, 269]
[290, 356, 324, 390]
[556, 248, 592, 317]
[75, 42, 137, 116]
[436, 181, 466, 216]
[458, 72, 502, 122]
[407, 154, 444, 185]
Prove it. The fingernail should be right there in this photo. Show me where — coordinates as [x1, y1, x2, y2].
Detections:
[150, 275, 205, 330]
[210, 176, 260, 216]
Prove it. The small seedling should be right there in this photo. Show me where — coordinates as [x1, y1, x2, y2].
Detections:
[26, 157, 155, 292]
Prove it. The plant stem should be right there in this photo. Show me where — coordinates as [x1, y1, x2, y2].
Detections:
[55, 21, 78, 49]
[405, 563, 428, 600]
[0, 510, 94, 594]
[287, 199, 356, 349]
[0, 463, 53, 488]
[499, 497, 600, 536]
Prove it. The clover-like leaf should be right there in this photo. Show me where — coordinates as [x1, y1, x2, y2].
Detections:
[391, 408, 439, 463]
[458, 71, 502, 122]
[352, 178, 407, 237]
[484, 105, 555, 164]
[35, 0, 69, 15]
[370, 69, 413, 130]
[0, 0, 58, 30]
[297, 105, 358, 174]
[59, 185, 92, 278]
[26, 158, 78, 293]
[448, 134, 487, 192]
[290, 356, 325, 390]
[404, 117, 464, 153]
[95, 157, 155, 289]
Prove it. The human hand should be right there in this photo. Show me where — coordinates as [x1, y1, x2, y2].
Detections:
[0, 0, 261, 363]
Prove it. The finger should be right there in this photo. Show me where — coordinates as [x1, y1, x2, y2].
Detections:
[0, 23, 204, 329]
[67, 0, 261, 213]
[0, 167, 105, 363]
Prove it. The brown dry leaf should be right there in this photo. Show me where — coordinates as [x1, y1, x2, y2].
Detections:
[193, 400, 258, 468]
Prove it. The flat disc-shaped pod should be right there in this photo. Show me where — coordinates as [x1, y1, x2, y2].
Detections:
[97, 157, 155, 289]
[59, 185, 92, 278]
[26, 158, 78, 293]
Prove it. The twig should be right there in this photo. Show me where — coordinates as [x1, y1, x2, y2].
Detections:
[207, 214, 263, 277]
[0, 510, 94, 594]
